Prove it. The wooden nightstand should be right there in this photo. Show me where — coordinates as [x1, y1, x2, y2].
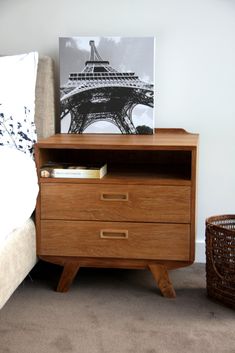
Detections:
[35, 128, 198, 298]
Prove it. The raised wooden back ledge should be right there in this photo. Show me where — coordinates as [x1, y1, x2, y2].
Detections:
[155, 128, 191, 133]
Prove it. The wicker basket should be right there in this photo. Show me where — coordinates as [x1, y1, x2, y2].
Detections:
[206, 215, 235, 309]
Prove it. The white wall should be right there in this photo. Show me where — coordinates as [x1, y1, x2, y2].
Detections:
[1, 0, 235, 262]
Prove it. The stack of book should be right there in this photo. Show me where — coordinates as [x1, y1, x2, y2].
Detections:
[40, 163, 107, 179]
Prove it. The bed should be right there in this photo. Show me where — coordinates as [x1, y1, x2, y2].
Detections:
[0, 55, 55, 309]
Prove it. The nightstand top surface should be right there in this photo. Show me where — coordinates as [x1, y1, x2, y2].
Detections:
[36, 129, 198, 150]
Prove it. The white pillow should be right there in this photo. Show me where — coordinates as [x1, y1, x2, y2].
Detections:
[0, 52, 38, 157]
[0, 146, 39, 244]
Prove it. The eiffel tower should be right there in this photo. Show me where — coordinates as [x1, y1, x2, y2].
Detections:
[60, 40, 154, 134]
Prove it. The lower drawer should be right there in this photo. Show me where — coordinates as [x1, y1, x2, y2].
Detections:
[39, 220, 191, 261]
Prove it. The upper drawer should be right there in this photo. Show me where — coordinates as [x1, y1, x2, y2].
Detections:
[41, 183, 191, 223]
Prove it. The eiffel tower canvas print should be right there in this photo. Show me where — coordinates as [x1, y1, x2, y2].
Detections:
[59, 36, 155, 134]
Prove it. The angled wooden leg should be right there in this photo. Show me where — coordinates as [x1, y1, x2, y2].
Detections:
[148, 264, 176, 298]
[56, 262, 80, 292]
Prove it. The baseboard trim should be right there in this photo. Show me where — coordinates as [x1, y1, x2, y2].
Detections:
[195, 240, 205, 263]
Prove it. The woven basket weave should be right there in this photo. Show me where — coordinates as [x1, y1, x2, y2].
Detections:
[206, 215, 235, 309]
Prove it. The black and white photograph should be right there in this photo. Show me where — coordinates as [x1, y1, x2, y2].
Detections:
[59, 36, 155, 134]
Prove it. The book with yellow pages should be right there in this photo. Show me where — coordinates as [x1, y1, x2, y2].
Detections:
[41, 163, 107, 179]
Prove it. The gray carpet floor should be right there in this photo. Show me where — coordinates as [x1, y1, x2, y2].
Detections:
[0, 263, 234, 353]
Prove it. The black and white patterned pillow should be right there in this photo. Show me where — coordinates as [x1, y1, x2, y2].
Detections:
[0, 103, 37, 156]
[0, 52, 38, 157]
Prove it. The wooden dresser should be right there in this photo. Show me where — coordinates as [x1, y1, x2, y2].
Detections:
[35, 129, 198, 298]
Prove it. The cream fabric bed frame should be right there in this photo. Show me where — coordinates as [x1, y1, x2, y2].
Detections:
[0, 56, 55, 309]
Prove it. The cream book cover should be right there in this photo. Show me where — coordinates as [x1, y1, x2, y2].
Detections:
[49, 164, 107, 179]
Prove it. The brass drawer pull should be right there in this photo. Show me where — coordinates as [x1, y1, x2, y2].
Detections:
[100, 192, 128, 201]
[100, 229, 128, 239]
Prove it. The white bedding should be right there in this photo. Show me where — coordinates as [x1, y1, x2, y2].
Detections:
[0, 146, 39, 246]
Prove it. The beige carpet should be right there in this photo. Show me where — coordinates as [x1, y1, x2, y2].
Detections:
[0, 263, 234, 353]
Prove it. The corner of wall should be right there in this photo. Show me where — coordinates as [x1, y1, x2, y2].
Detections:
[195, 240, 205, 263]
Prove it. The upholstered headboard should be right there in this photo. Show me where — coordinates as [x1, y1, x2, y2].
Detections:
[35, 56, 56, 139]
